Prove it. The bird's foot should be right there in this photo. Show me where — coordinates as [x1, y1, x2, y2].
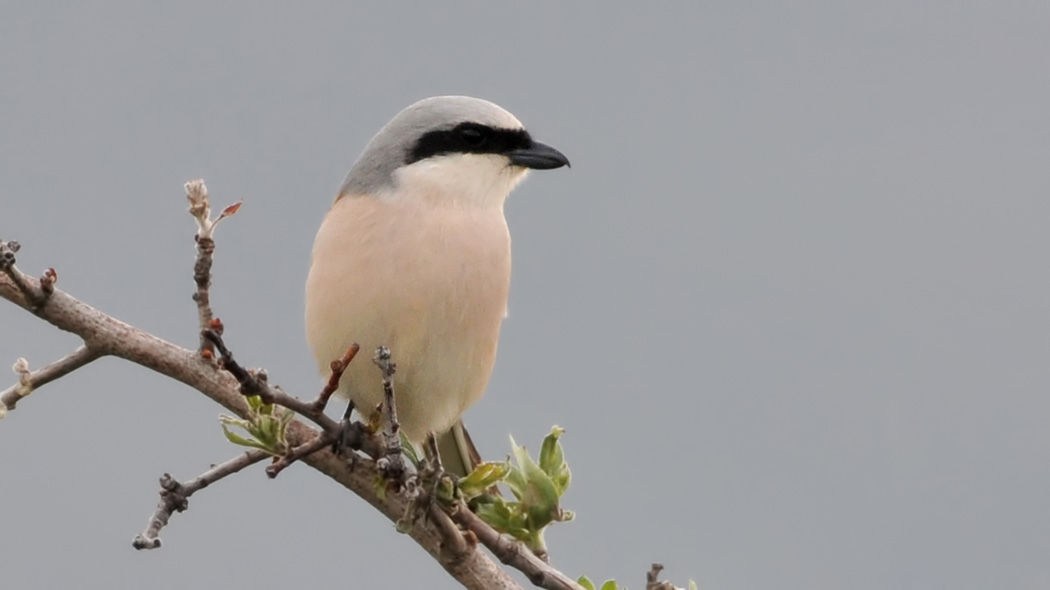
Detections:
[331, 400, 356, 456]
[421, 433, 457, 503]
[376, 429, 407, 484]
[396, 437, 457, 532]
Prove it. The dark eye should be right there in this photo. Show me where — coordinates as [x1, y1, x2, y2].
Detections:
[458, 125, 488, 148]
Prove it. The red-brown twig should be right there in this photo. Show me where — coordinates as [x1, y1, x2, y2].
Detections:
[206, 330, 333, 425]
[201, 328, 273, 401]
[203, 330, 384, 464]
[311, 343, 361, 412]
[132, 450, 270, 550]
[265, 342, 366, 477]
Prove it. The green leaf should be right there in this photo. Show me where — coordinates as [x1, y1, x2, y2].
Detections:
[218, 414, 250, 429]
[538, 425, 565, 476]
[504, 464, 527, 500]
[509, 435, 537, 475]
[220, 423, 255, 447]
[475, 501, 530, 540]
[217, 395, 294, 455]
[399, 432, 421, 466]
[221, 424, 275, 453]
[459, 461, 510, 498]
[599, 580, 619, 590]
[434, 474, 456, 503]
[504, 435, 528, 499]
[474, 501, 511, 532]
[550, 466, 572, 496]
[577, 575, 596, 590]
[479, 428, 575, 548]
[519, 462, 560, 529]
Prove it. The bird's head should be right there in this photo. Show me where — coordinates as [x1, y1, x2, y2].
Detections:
[339, 96, 569, 209]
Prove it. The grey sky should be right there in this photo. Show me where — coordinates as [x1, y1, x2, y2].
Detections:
[2, 3, 1048, 589]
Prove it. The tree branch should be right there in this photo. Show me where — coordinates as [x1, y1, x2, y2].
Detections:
[185, 179, 241, 355]
[0, 239, 53, 310]
[0, 246, 528, 590]
[313, 342, 361, 412]
[2, 345, 101, 413]
[201, 329, 383, 461]
[451, 502, 585, 590]
[132, 449, 270, 549]
[266, 429, 338, 478]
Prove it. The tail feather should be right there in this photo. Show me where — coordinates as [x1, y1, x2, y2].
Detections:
[435, 419, 482, 478]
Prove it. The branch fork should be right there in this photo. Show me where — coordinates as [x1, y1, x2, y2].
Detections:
[0, 239, 55, 310]
[133, 450, 270, 549]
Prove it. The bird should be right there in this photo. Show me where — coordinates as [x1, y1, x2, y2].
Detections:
[305, 96, 569, 475]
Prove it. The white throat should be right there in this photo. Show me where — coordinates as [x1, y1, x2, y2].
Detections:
[385, 153, 529, 210]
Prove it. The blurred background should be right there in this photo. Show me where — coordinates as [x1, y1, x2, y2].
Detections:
[2, 3, 1048, 589]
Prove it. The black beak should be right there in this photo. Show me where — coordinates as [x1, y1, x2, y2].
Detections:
[507, 140, 571, 170]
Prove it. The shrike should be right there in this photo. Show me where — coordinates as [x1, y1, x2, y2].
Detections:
[305, 96, 569, 475]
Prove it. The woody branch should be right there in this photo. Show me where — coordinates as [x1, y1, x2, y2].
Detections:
[0, 181, 597, 590]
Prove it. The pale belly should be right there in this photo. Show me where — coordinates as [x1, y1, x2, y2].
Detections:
[304, 196, 511, 441]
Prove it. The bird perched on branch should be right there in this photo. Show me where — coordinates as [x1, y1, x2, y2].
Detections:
[305, 96, 569, 475]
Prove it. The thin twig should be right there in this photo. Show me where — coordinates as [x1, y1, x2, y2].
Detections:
[311, 343, 361, 412]
[0, 239, 50, 309]
[132, 450, 270, 550]
[185, 180, 241, 356]
[1, 346, 101, 414]
[372, 346, 406, 482]
[202, 329, 272, 400]
[205, 329, 331, 423]
[266, 430, 339, 478]
[204, 330, 384, 460]
[192, 235, 216, 355]
[38, 267, 57, 297]
[0, 239, 17, 269]
[450, 504, 586, 590]
[645, 563, 679, 590]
